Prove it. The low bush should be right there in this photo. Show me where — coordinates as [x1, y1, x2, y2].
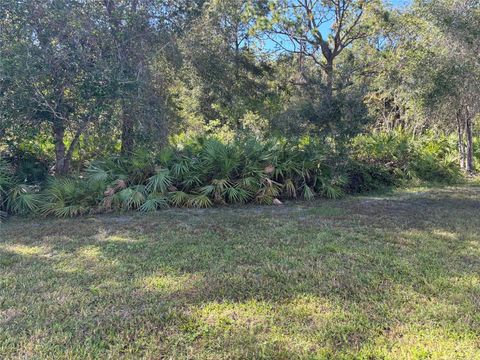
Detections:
[12, 150, 50, 184]
[0, 159, 42, 219]
[342, 160, 395, 194]
[351, 131, 461, 185]
[39, 178, 104, 217]
[0, 132, 469, 219]
[84, 137, 347, 215]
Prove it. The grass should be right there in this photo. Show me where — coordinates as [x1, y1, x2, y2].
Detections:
[1, 185, 479, 359]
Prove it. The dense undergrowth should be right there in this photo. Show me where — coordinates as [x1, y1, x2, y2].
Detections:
[0, 132, 468, 219]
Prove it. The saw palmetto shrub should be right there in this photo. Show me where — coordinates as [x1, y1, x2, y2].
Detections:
[342, 160, 395, 194]
[39, 177, 104, 217]
[82, 137, 346, 216]
[1, 133, 467, 219]
[0, 159, 42, 219]
[351, 131, 461, 185]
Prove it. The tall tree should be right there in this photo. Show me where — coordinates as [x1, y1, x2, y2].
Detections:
[365, 0, 479, 171]
[102, 0, 160, 154]
[0, 0, 112, 175]
[420, 0, 479, 172]
[251, 0, 381, 102]
[175, 0, 277, 132]
[101, 0, 205, 154]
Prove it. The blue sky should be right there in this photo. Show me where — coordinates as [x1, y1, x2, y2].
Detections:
[258, 0, 412, 54]
[390, 0, 411, 8]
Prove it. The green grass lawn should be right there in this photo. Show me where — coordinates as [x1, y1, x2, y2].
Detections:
[1, 186, 479, 359]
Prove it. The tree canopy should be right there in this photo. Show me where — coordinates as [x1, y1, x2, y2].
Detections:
[0, 0, 478, 175]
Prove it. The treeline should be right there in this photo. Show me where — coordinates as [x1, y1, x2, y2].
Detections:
[0, 1, 478, 179]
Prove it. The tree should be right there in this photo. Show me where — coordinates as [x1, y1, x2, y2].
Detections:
[0, 0, 113, 175]
[102, 0, 163, 154]
[251, 0, 381, 103]
[101, 0, 205, 154]
[420, 0, 479, 172]
[173, 0, 278, 134]
[365, 0, 479, 171]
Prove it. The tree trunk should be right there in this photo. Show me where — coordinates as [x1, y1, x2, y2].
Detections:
[465, 116, 474, 173]
[53, 122, 69, 176]
[323, 58, 338, 128]
[120, 102, 135, 155]
[456, 112, 466, 170]
[324, 59, 334, 102]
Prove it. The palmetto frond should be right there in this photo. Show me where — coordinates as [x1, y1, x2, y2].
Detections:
[225, 186, 250, 204]
[237, 176, 261, 192]
[181, 174, 202, 189]
[116, 186, 146, 210]
[171, 157, 194, 177]
[169, 191, 189, 207]
[255, 178, 281, 204]
[40, 177, 102, 217]
[283, 178, 297, 199]
[302, 185, 315, 200]
[7, 185, 41, 214]
[186, 194, 212, 208]
[139, 193, 169, 212]
[201, 140, 240, 179]
[316, 176, 345, 199]
[86, 164, 111, 184]
[44, 203, 90, 218]
[200, 184, 215, 196]
[146, 168, 172, 194]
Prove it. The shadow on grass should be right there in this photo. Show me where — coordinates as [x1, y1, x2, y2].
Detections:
[1, 186, 479, 358]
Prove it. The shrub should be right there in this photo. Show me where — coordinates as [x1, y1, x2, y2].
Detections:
[0, 132, 467, 219]
[352, 131, 461, 184]
[342, 160, 395, 194]
[411, 134, 461, 182]
[84, 136, 346, 213]
[0, 159, 42, 218]
[12, 150, 50, 184]
[40, 177, 104, 217]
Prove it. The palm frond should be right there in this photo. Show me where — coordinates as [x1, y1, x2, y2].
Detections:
[283, 178, 297, 199]
[116, 186, 146, 210]
[86, 164, 111, 184]
[139, 193, 169, 212]
[186, 194, 212, 208]
[169, 191, 189, 207]
[181, 174, 202, 189]
[146, 168, 172, 193]
[7, 185, 41, 214]
[225, 186, 250, 204]
[302, 185, 315, 201]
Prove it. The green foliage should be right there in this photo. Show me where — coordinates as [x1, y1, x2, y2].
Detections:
[0, 133, 470, 219]
[6, 185, 41, 215]
[147, 169, 172, 194]
[0, 159, 42, 217]
[343, 160, 395, 193]
[0, 160, 14, 196]
[352, 131, 461, 185]
[40, 178, 103, 218]
[114, 186, 147, 211]
[138, 193, 169, 212]
[6, 149, 50, 184]
[0, 159, 15, 215]
[80, 136, 347, 213]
